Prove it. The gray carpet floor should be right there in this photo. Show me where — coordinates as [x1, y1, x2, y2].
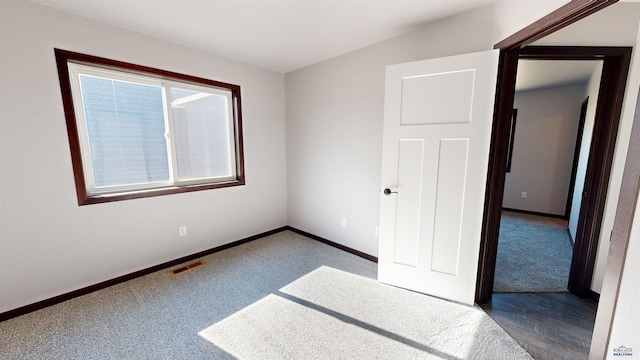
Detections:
[1, 230, 531, 359]
[494, 211, 574, 293]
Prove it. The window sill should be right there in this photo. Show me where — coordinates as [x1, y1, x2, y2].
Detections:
[78, 179, 245, 205]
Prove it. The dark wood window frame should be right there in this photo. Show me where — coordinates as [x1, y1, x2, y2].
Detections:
[55, 49, 245, 205]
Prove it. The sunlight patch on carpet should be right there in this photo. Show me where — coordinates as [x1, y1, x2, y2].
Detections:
[199, 293, 433, 359]
[199, 266, 531, 359]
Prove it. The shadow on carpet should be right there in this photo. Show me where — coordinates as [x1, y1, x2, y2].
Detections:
[200, 265, 532, 359]
[494, 211, 573, 293]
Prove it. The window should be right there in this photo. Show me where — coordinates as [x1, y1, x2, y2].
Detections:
[55, 49, 244, 205]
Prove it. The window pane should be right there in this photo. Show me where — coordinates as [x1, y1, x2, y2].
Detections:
[170, 87, 233, 180]
[79, 75, 170, 188]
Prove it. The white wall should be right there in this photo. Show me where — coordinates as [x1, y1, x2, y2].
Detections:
[503, 85, 586, 215]
[568, 63, 603, 239]
[607, 188, 640, 359]
[286, 7, 497, 257]
[2, 2, 639, 352]
[285, 3, 568, 257]
[607, 14, 640, 354]
[0, 0, 287, 313]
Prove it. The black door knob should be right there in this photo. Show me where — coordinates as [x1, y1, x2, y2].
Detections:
[383, 188, 398, 196]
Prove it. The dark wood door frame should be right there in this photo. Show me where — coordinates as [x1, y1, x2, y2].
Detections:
[475, 0, 618, 303]
[590, 70, 640, 360]
[477, 45, 631, 302]
[566, 47, 631, 298]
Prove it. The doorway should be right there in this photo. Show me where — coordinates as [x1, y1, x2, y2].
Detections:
[474, 2, 636, 357]
[493, 57, 604, 295]
[478, 45, 631, 304]
[484, 56, 609, 358]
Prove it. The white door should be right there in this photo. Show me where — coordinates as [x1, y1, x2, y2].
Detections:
[378, 50, 499, 305]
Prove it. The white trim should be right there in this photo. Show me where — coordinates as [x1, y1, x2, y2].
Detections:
[162, 84, 177, 187]
[171, 93, 213, 108]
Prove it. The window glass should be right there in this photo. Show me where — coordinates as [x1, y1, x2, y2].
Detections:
[79, 74, 170, 188]
[169, 87, 234, 181]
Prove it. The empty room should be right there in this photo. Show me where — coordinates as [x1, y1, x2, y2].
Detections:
[1, 1, 639, 359]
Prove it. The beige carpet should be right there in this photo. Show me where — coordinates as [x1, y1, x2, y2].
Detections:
[1, 231, 531, 359]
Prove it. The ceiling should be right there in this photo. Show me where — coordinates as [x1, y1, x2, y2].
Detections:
[32, 0, 555, 73]
[30, 0, 629, 90]
[516, 60, 602, 92]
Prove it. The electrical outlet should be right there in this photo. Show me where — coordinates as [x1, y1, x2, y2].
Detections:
[521, 192, 527, 199]
[179, 226, 187, 237]
[341, 217, 347, 228]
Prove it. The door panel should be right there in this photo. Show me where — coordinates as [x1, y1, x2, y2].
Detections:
[393, 139, 424, 267]
[400, 70, 476, 125]
[378, 50, 499, 305]
[432, 138, 469, 276]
